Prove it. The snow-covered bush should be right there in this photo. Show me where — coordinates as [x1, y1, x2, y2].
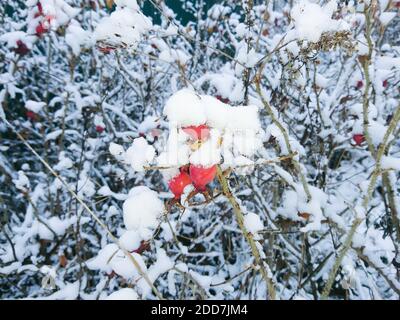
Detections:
[0, 0, 399, 300]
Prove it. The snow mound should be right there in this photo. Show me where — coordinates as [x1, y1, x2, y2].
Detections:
[25, 100, 46, 113]
[161, 89, 263, 167]
[123, 186, 164, 238]
[164, 89, 261, 130]
[124, 137, 155, 172]
[94, 0, 152, 48]
[290, 0, 348, 43]
[244, 212, 264, 235]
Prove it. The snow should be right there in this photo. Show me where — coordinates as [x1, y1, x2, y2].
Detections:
[381, 156, 400, 171]
[189, 270, 212, 290]
[65, 20, 92, 56]
[87, 243, 118, 273]
[77, 174, 96, 198]
[122, 186, 164, 238]
[13, 171, 30, 192]
[137, 248, 174, 296]
[368, 121, 388, 146]
[159, 49, 190, 65]
[189, 129, 221, 166]
[277, 185, 327, 232]
[44, 281, 80, 300]
[138, 116, 159, 134]
[114, 0, 139, 10]
[3, 0, 400, 301]
[379, 12, 396, 26]
[105, 288, 138, 300]
[54, 152, 73, 171]
[119, 229, 142, 252]
[236, 45, 263, 68]
[164, 89, 261, 130]
[164, 89, 207, 127]
[161, 89, 262, 167]
[349, 103, 377, 119]
[235, 23, 247, 37]
[225, 106, 261, 131]
[109, 250, 146, 280]
[109, 142, 125, 157]
[87, 242, 147, 281]
[123, 137, 155, 172]
[35, 216, 76, 240]
[36, 0, 80, 29]
[316, 73, 329, 88]
[25, 100, 46, 113]
[243, 212, 264, 235]
[0, 31, 34, 49]
[94, 1, 152, 48]
[290, 0, 348, 43]
[375, 56, 400, 70]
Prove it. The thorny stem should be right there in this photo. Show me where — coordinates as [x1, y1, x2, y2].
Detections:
[216, 165, 276, 300]
[254, 76, 312, 201]
[361, 2, 376, 156]
[382, 172, 400, 259]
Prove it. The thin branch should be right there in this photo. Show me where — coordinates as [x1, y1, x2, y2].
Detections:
[216, 165, 276, 300]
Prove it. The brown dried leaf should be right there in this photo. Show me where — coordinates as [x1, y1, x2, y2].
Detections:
[59, 255, 68, 268]
[106, 0, 114, 9]
[298, 212, 311, 220]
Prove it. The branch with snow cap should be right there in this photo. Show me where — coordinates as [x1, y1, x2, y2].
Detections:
[109, 138, 156, 172]
[94, 0, 152, 52]
[289, 0, 350, 43]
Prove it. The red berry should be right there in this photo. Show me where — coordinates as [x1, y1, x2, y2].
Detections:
[383, 79, 388, 88]
[168, 171, 192, 199]
[99, 47, 113, 54]
[44, 15, 54, 24]
[35, 16, 53, 37]
[180, 165, 189, 174]
[37, 1, 43, 14]
[132, 241, 150, 254]
[216, 95, 229, 104]
[35, 22, 48, 36]
[189, 164, 217, 191]
[183, 124, 210, 141]
[26, 110, 37, 121]
[107, 270, 116, 278]
[14, 40, 29, 56]
[356, 80, 363, 89]
[353, 134, 365, 146]
[95, 125, 104, 133]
